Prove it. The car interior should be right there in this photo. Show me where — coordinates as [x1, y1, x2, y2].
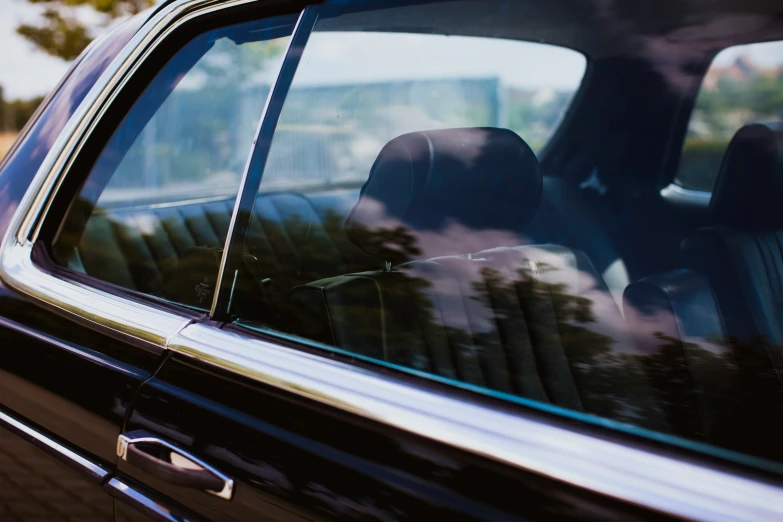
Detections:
[50, 0, 783, 463]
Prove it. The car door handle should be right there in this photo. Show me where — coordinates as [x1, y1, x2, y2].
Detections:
[117, 430, 234, 500]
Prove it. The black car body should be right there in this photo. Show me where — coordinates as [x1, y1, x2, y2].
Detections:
[1, 0, 783, 520]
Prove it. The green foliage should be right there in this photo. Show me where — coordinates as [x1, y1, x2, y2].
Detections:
[0, 88, 44, 132]
[678, 65, 783, 191]
[17, 0, 153, 60]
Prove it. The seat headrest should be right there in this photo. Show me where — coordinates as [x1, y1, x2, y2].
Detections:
[345, 127, 541, 262]
[710, 122, 783, 230]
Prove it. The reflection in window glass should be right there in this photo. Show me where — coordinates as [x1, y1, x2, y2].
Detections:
[101, 31, 290, 204]
[677, 41, 783, 192]
[261, 32, 586, 191]
[230, 1, 783, 471]
[52, 17, 294, 308]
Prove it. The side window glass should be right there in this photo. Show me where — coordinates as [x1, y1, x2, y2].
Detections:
[236, 6, 663, 423]
[51, 18, 294, 310]
[223, 1, 783, 471]
[676, 40, 783, 192]
[260, 32, 585, 191]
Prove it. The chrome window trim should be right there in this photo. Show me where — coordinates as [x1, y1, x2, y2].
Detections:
[0, 408, 108, 482]
[171, 323, 783, 522]
[0, 240, 189, 346]
[106, 478, 192, 522]
[0, 0, 297, 346]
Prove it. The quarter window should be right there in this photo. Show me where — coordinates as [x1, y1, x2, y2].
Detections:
[676, 40, 783, 192]
[51, 17, 294, 309]
[260, 32, 586, 191]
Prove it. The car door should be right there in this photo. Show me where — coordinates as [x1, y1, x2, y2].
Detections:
[0, 2, 298, 520]
[112, 1, 783, 521]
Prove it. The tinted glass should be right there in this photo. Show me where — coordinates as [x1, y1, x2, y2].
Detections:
[51, 17, 294, 309]
[677, 40, 783, 191]
[225, 0, 783, 469]
[260, 32, 585, 190]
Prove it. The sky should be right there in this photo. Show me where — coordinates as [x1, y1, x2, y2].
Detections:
[0, 0, 108, 99]
[294, 32, 587, 90]
[1, 0, 782, 100]
[0, 0, 72, 99]
[713, 40, 783, 68]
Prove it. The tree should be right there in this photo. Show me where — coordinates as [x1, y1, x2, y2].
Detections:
[16, 0, 153, 61]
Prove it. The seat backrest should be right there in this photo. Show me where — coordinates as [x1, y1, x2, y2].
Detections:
[62, 189, 373, 304]
[681, 122, 783, 458]
[683, 123, 783, 367]
[287, 127, 670, 430]
[623, 270, 738, 445]
[344, 127, 541, 264]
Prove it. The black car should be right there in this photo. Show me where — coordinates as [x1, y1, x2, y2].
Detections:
[1, 0, 783, 520]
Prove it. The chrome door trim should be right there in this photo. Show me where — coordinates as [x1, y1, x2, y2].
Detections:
[106, 478, 192, 522]
[1, 240, 190, 346]
[0, 408, 108, 482]
[170, 323, 783, 522]
[0, 0, 300, 346]
[211, 5, 318, 316]
[117, 430, 234, 500]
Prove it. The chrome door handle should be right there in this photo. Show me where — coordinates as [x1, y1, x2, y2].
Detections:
[117, 430, 234, 500]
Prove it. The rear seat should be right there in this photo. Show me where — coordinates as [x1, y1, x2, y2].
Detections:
[680, 122, 783, 459]
[285, 127, 671, 430]
[623, 270, 738, 446]
[67, 189, 374, 302]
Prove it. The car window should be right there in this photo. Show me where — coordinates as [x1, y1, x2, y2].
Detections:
[50, 17, 295, 309]
[216, 0, 783, 470]
[259, 32, 585, 191]
[676, 40, 783, 192]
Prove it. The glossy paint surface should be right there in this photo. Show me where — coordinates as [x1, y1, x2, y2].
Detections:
[0, 12, 162, 521]
[121, 352, 676, 521]
[0, 425, 114, 520]
[0, 1, 781, 521]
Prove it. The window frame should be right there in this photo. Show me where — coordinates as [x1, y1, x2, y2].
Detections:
[0, 0, 782, 519]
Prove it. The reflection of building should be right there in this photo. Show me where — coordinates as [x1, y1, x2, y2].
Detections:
[702, 55, 780, 90]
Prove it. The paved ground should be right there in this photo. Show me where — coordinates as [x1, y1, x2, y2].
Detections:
[0, 426, 115, 521]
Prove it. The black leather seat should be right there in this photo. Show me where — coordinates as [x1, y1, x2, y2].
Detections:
[681, 122, 783, 458]
[59, 189, 374, 305]
[623, 270, 738, 446]
[287, 127, 670, 430]
[526, 176, 630, 307]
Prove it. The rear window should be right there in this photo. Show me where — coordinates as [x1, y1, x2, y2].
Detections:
[676, 40, 783, 192]
[260, 32, 586, 191]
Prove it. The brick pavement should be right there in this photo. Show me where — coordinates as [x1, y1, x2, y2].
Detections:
[0, 426, 114, 521]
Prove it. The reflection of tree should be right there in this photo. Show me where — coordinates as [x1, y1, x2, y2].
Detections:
[711, 334, 783, 460]
[681, 62, 783, 191]
[55, 197, 783, 461]
[273, 216, 672, 431]
[637, 326, 783, 459]
[642, 332, 702, 439]
[641, 332, 744, 445]
[472, 262, 670, 430]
